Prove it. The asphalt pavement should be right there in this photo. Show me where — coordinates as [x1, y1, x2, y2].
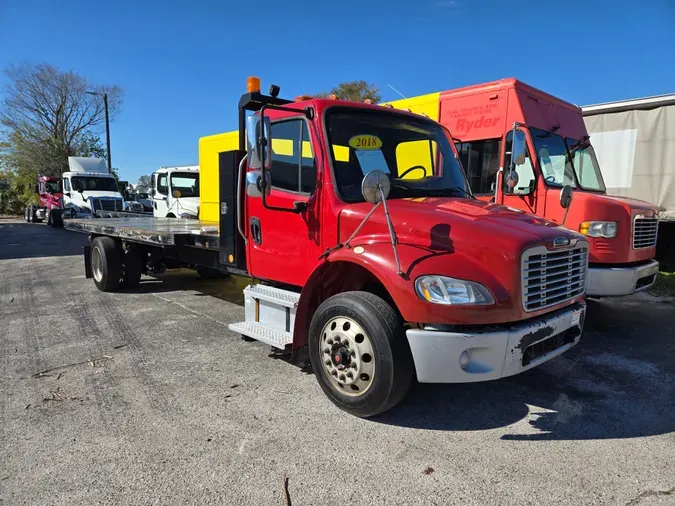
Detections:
[1, 217, 674, 506]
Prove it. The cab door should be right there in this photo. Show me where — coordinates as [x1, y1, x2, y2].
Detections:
[498, 128, 540, 215]
[152, 172, 170, 217]
[246, 117, 322, 286]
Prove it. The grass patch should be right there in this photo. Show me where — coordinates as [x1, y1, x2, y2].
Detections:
[649, 272, 675, 298]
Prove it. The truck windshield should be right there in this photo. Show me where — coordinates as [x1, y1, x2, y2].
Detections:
[530, 127, 607, 192]
[565, 139, 606, 192]
[170, 172, 199, 197]
[325, 108, 470, 202]
[45, 181, 61, 194]
[530, 128, 577, 188]
[71, 177, 118, 192]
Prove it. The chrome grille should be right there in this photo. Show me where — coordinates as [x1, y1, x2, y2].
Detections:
[633, 216, 658, 249]
[95, 199, 124, 212]
[522, 245, 588, 312]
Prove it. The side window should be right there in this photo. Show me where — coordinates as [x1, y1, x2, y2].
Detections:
[157, 175, 168, 195]
[504, 131, 536, 194]
[270, 120, 316, 194]
[456, 139, 501, 195]
[63, 178, 71, 192]
[395, 140, 436, 180]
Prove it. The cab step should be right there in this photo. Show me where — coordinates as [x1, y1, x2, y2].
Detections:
[227, 284, 301, 350]
[228, 321, 293, 349]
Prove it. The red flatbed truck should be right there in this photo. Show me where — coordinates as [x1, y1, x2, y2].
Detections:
[65, 78, 588, 417]
[384, 78, 660, 297]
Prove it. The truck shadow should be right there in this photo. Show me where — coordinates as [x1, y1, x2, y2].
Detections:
[128, 271, 249, 306]
[0, 222, 90, 260]
[374, 295, 675, 441]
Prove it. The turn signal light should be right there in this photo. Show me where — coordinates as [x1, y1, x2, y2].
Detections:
[247, 76, 261, 93]
[294, 95, 314, 102]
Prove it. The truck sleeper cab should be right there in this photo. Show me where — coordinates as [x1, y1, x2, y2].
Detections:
[66, 82, 588, 418]
[383, 79, 660, 297]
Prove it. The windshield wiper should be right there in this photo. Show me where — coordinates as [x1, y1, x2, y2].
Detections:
[566, 135, 590, 154]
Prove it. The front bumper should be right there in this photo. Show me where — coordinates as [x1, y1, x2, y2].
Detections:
[586, 260, 659, 296]
[406, 303, 585, 383]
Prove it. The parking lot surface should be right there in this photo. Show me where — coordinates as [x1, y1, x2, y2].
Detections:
[1, 218, 674, 505]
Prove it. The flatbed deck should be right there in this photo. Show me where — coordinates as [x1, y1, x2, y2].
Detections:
[64, 217, 220, 247]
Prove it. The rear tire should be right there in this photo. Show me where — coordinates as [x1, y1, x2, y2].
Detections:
[308, 291, 414, 418]
[28, 205, 35, 223]
[91, 237, 122, 292]
[24, 207, 29, 222]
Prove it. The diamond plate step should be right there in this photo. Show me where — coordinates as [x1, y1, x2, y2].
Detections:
[245, 284, 300, 308]
[228, 321, 293, 349]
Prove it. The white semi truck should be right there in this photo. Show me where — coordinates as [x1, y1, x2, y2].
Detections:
[150, 165, 200, 218]
[61, 157, 127, 217]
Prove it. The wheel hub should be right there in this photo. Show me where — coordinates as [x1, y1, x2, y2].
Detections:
[331, 345, 351, 368]
[319, 317, 375, 396]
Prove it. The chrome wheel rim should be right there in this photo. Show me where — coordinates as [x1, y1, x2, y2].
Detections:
[91, 247, 103, 282]
[319, 316, 375, 396]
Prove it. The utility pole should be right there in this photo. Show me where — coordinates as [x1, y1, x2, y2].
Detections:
[103, 93, 111, 174]
[86, 91, 112, 174]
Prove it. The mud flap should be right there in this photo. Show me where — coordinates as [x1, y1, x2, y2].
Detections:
[83, 245, 92, 279]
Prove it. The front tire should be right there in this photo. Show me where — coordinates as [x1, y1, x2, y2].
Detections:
[308, 291, 414, 418]
[91, 237, 122, 292]
[28, 205, 35, 223]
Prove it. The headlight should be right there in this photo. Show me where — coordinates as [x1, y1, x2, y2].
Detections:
[579, 221, 617, 238]
[415, 276, 495, 305]
[179, 211, 198, 219]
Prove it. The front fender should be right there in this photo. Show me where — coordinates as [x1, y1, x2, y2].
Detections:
[292, 241, 521, 355]
[328, 241, 516, 325]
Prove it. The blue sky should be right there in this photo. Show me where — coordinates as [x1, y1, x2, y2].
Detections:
[1, 0, 674, 182]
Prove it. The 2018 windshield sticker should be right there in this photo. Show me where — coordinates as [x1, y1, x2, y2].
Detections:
[349, 135, 382, 150]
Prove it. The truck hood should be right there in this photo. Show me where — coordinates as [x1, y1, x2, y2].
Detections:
[168, 197, 199, 216]
[73, 190, 124, 201]
[337, 197, 587, 317]
[575, 192, 658, 216]
[339, 197, 582, 250]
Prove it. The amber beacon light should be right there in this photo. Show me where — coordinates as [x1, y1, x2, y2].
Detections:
[247, 76, 261, 93]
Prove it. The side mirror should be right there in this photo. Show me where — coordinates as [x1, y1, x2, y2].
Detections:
[246, 115, 272, 170]
[503, 170, 519, 194]
[560, 184, 573, 209]
[150, 187, 155, 197]
[34, 183, 39, 194]
[511, 129, 527, 166]
[172, 190, 182, 199]
[361, 170, 391, 204]
[246, 170, 271, 198]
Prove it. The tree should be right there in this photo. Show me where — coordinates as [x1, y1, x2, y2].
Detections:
[317, 80, 381, 104]
[137, 175, 151, 188]
[0, 62, 123, 175]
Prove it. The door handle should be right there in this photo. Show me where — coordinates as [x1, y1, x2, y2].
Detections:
[250, 217, 262, 245]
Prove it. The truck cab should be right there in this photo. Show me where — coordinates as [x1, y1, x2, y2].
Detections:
[61, 157, 126, 217]
[24, 175, 62, 225]
[150, 165, 200, 218]
[384, 79, 660, 297]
